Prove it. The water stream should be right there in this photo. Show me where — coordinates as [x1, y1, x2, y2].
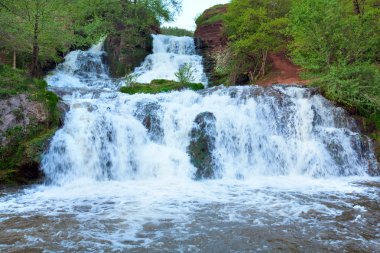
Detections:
[0, 35, 379, 252]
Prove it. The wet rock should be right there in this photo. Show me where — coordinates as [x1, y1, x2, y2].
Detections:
[187, 112, 217, 180]
[134, 102, 164, 143]
[57, 102, 70, 127]
[104, 33, 155, 78]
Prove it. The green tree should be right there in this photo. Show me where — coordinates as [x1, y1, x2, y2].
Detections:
[224, 0, 291, 83]
[288, 0, 380, 125]
[0, 0, 74, 77]
[288, 0, 380, 72]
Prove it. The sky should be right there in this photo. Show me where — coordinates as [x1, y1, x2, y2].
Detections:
[163, 0, 230, 30]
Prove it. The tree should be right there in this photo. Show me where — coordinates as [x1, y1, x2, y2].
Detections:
[224, 0, 291, 83]
[288, 0, 380, 72]
[0, 8, 29, 69]
[0, 0, 74, 77]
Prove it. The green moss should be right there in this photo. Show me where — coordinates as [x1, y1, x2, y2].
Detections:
[0, 128, 57, 186]
[120, 79, 204, 95]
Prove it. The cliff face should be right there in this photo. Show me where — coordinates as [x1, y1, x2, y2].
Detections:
[104, 25, 160, 78]
[194, 4, 228, 86]
[104, 35, 153, 78]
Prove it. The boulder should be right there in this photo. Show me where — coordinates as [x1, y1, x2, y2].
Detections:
[187, 112, 218, 179]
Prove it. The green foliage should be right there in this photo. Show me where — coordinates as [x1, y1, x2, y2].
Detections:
[195, 4, 227, 26]
[0, 0, 75, 75]
[288, 0, 380, 128]
[288, 0, 380, 72]
[70, 0, 182, 48]
[120, 79, 204, 95]
[161, 26, 193, 37]
[223, 0, 291, 83]
[313, 63, 380, 127]
[175, 63, 195, 84]
[0, 65, 31, 98]
[0, 0, 182, 74]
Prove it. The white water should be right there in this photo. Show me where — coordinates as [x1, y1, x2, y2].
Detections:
[133, 34, 208, 85]
[0, 36, 379, 252]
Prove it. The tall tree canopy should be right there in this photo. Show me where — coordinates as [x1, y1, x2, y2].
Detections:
[0, 0, 182, 76]
[223, 0, 291, 83]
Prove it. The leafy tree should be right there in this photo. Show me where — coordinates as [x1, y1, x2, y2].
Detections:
[288, 0, 380, 72]
[224, 0, 291, 83]
[0, 0, 74, 77]
[288, 0, 380, 125]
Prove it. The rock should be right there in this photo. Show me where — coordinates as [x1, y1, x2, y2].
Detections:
[0, 94, 48, 145]
[194, 4, 228, 86]
[104, 33, 155, 78]
[187, 112, 218, 180]
[0, 94, 58, 186]
[134, 102, 164, 143]
[194, 5, 228, 49]
[57, 102, 70, 127]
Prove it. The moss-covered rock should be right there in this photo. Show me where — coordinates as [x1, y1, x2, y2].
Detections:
[187, 112, 218, 180]
[120, 79, 204, 95]
[0, 65, 61, 186]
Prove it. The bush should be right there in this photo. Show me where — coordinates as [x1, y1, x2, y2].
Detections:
[313, 63, 380, 127]
[175, 63, 195, 84]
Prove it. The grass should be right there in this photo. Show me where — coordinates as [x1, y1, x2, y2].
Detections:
[120, 79, 204, 95]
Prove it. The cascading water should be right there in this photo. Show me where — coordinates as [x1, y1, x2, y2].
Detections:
[133, 34, 208, 85]
[0, 36, 379, 252]
[46, 40, 122, 91]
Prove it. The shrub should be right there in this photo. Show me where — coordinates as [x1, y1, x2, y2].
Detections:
[175, 63, 195, 84]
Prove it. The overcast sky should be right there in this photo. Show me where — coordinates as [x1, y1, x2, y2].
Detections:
[163, 0, 230, 30]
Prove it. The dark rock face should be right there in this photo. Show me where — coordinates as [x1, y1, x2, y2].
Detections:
[104, 35, 154, 78]
[187, 112, 218, 180]
[134, 102, 164, 143]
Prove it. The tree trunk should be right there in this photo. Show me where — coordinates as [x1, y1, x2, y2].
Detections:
[352, 0, 362, 15]
[31, 11, 40, 77]
[259, 50, 268, 78]
[12, 49, 16, 70]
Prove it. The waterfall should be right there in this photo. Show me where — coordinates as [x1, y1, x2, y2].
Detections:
[46, 40, 122, 91]
[1, 36, 379, 252]
[42, 35, 378, 185]
[133, 34, 208, 85]
[42, 86, 377, 185]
